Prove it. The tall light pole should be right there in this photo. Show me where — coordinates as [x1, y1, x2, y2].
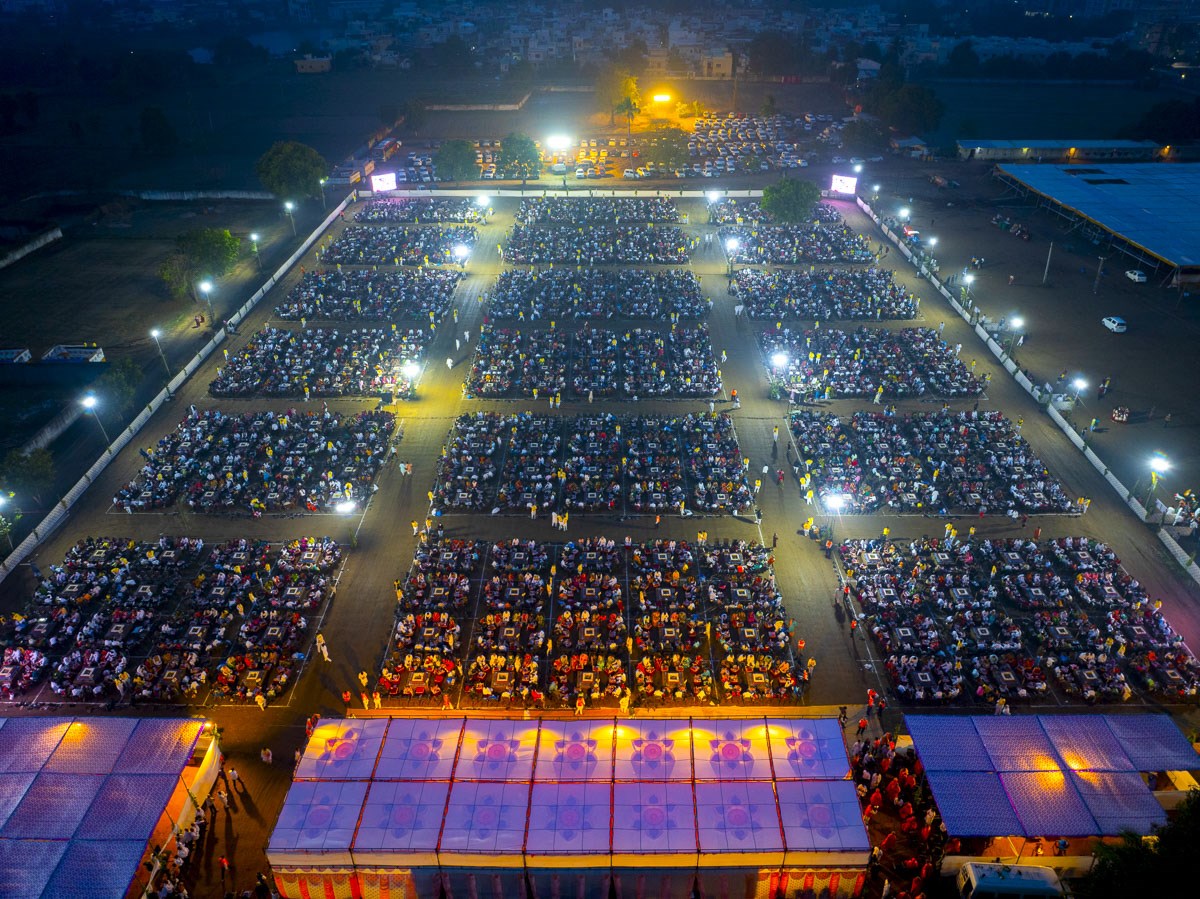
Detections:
[1042, 241, 1054, 286]
[1071, 378, 1087, 408]
[725, 237, 739, 279]
[318, 179, 327, 210]
[1006, 315, 1024, 355]
[249, 232, 262, 271]
[198, 280, 214, 322]
[1092, 255, 1105, 295]
[284, 201, 297, 236]
[872, 184, 880, 202]
[150, 329, 170, 376]
[1143, 455, 1171, 511]
[81, 395, 111, 445]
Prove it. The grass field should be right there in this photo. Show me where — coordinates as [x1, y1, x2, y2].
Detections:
[922, 79, 1179, 149]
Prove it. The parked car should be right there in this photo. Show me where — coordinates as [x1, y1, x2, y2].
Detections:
[1101, 316, 1128, 333]
[623, 169, 638, 179]
[1125, 270, 1147, 283]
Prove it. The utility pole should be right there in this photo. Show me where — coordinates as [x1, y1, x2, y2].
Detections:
[1042, 241, 1053, 286]
[1092, 256, 1105, 295]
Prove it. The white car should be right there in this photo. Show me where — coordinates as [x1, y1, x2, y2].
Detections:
[1101, 316, 1127, 333]
[623, 169, 638, 179]
[1125, 270, 1147, 283]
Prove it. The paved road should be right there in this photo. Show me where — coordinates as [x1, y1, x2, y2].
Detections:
[7, 176, 1200, 896]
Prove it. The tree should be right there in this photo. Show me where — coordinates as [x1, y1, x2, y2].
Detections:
[642, 128, 690, 172]
[614, 96, 639, 138]
[762, 178, 822, 224]
[176, 228, 241, 279]
[760, 94, 778, 117]
[2, 450, 54, 506]
[497, 132, 540, 185]
[595, 64, 639, 125]
[946, 40, 980, 76]
[881, 84, 944, 135]
[1075, 790, 1200, 899]
[747, 32, 796, 76]
[93, 357, 143, 422]
[399, 100, 426, 135]
[840, 119, 889, 153]
[139, 106, 179, 157]
[435, 139, 478, 184]
[158, 254, 192, 300]
[255, 140, 327, 200]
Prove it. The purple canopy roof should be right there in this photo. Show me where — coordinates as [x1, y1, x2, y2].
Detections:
[271, 716, 870, 867]
[907, 714, 1200, 837]
[0, 716, 204, 899]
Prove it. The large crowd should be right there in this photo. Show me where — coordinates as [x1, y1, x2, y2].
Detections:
[273, 269, 462, 321]
[485, 268, 709, 320]
[762, 326, 982, 399]
[354, 198, 483, 224]
[465, 325, 720, 398]
[113, 408, 394, 513]
[320, 225, 478, 266]
[505, 225, 691, 264]
[734, 267, 917, 320]
[788, 409, 1073, 514]
[431, 412, 750, 516]
[0, 535, 340, 706]
[515, 197, 680, 224]
[721, 224, 874, 264]
[372, 537, 805, 711]
[708, 199, 842, 226]
[842, 534, 1200, 705]
[209, 326, 426, 398]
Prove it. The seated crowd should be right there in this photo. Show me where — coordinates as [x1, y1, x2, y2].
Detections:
[465, 325, 720, 398]
[720, 223, 874, 264]
[209, 326, 426, 398]
[505, 225, 691, 264]
[113, 408, 393, 513]
[320, 225, 477, 266]
[432, 412, 750, 517]
[733, 267, 917, 320]
[762, 326, 981, 399]
[788, 409, 1073, 515]
[273, 268, 461, 321]
[708, 199, 842, 226]
[354, 197, 483, 224]
[486, 268, 709, 320]
[840, 535, 1199, 706]
[515, 197, 680, 225]
[3, 535, 339, 707]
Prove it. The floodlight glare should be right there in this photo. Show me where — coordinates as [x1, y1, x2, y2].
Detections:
[1009, 316, 1024, 330]
[771, 352, 788, 368]
[335, 500, 356, 514]
[1150, 456, 1171, 474]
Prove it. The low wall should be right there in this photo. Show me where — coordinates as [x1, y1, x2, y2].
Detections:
[0, 193, 354, 585]
[0, 226, 63, 270]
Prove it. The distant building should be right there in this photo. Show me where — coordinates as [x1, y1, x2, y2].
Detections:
[957, 139, 1164, 163]
[700, 47, 734, 78]
[294, 55, 333, 73]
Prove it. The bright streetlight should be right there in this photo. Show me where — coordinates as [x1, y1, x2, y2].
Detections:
[899, 207, 910, 220]
[453, 244, 470, 267]
[335, 500, 356, 514]
[198, 280, 214, 321]
[872, 184, 880, 201]
[706, 190, 721, 205]
[150, 329, 170, 377]
[249, 232, 261, 271]
[1071, 378, 1087, 407]
[1005, 315, 1024, 355]
[476, 195, 490, 207]
[927, 236, 937, 247]
[318, 178, 327, 210]
[546, 134, 571, 151]
[81, 395, 111, 445]
[771, 352, 789, 369]
[853, 163, 863, 173]
[403, 361, 420, 381]
[284, 201, 296, 236]
[725, 237, 740, 277]
[1141, 455, 1172, 510]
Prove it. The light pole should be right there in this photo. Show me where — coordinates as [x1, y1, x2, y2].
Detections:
[318, 179, 327, 210]
[725, 237, 739, 279]
[453, 244, 470, 269]
[962, 273, 975, 315]
[1006, 315, 1024, 355]
[249, 232, 262, 271]
[284, 201, 297, 236]
[81, 395, 111, 445]
[1092, 255, 1105, 295]
[1071, 378, 1087, 408]
[771, 352, 788, 391]
[872, 184, 880, 203]
[899, 207, 910, 222]
[1138, 455, 1171, 511]
[826, 493, 846, 543]
[150, 329, 170, 376]
[198, 280, 214, 323]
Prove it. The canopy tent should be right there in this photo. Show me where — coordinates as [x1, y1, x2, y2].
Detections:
[906, 714, 1199, 838]
[0, 716, 206, 899]
[269, 717, 871, 899]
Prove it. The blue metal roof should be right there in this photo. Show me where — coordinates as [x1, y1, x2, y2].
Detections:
[997, 162, 1200, 267]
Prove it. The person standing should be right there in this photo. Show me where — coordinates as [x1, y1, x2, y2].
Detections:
[315, 633, 330, 662]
